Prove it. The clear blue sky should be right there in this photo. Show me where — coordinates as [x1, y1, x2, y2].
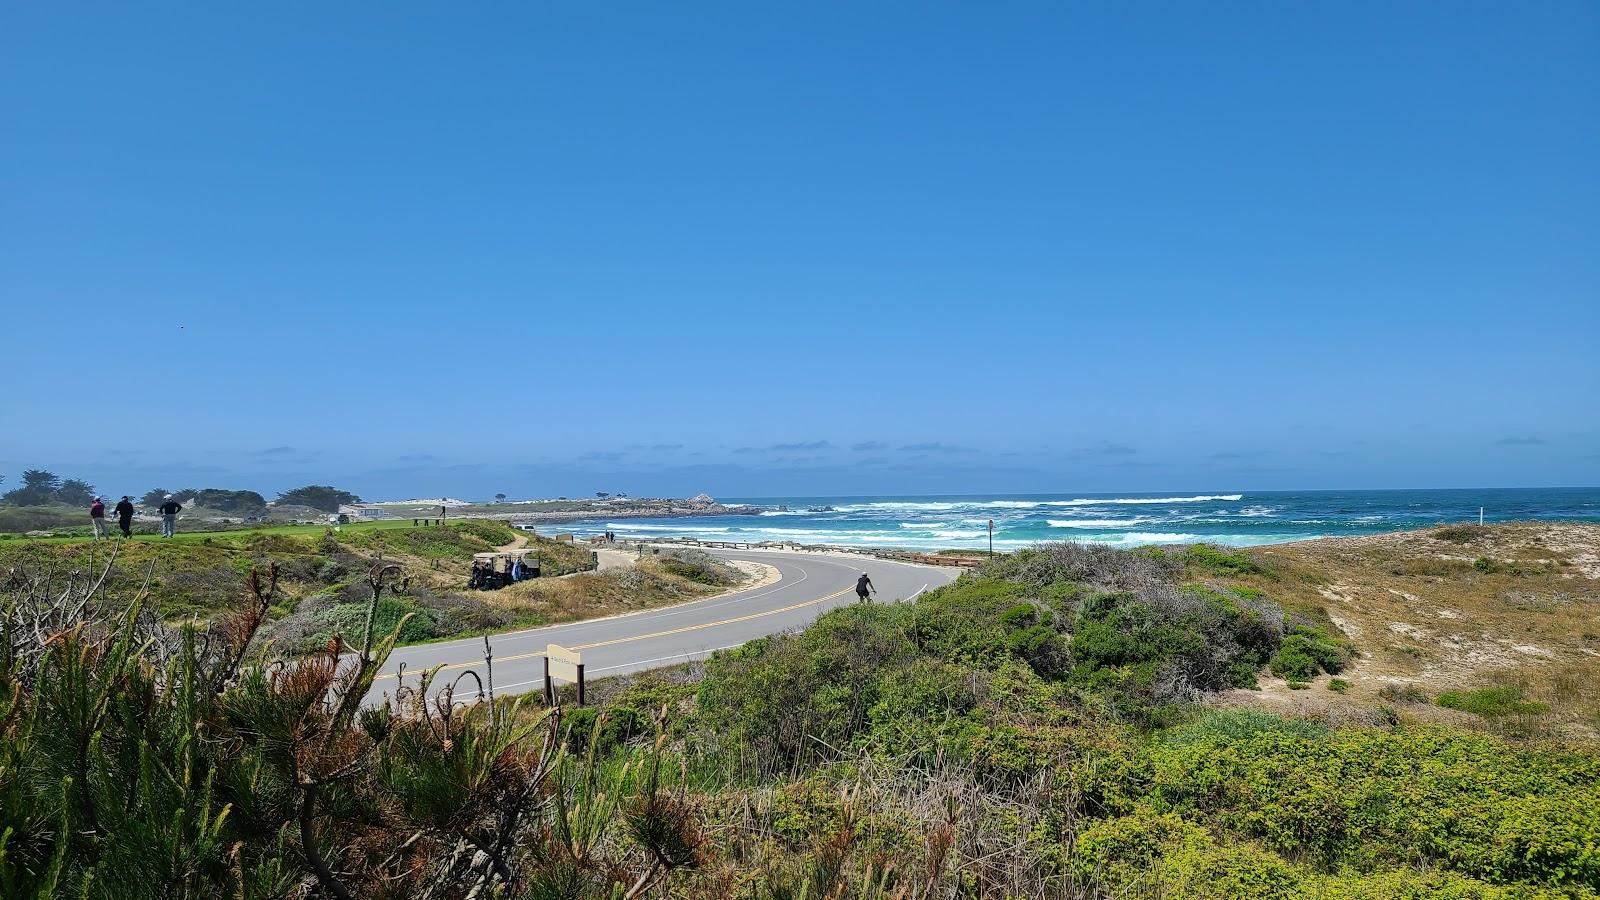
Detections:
[3, 2, 1596, 500]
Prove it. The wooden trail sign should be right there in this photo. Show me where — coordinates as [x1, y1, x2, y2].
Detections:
[544, 643, 586, 706]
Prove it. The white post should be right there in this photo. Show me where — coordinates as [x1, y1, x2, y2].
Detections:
[1479, 507, 1484, 527]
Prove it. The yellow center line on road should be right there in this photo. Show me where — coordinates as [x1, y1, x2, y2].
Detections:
[374, 585, 857, 682]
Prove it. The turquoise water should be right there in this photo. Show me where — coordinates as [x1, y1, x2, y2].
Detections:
[552, 487, 1600, 551]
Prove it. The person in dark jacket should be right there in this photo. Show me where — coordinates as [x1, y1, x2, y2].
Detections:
[855, 572, 875, 602]
[114, 496, 135, 537]
[158, 494, 183, 537]
[89, 497, 107, 539]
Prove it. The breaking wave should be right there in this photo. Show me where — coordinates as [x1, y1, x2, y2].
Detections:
[608, 522, 730, 533]
[1043, 494, 1243, 507]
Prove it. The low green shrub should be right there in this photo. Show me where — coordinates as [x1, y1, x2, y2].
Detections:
[1072, 807, 1597, 899]
[1162, 709, 1330, 746]
[1073, 810, 1302, 899]
[1091, 721, 1600, 888]
[1068, 584, 1283, 713]
[1268, 625, 1350, 680]
[1378, 682, 1430, 704]
[561, 706, 647, 755]
[1184, 544, 1271, 577]
[979, 542, 1179, 592]
[1437, 685, 1550, 718]
[654, 548, 741, 585]
[697, 604, 917, 772]
[1432, 525, 1487, 544]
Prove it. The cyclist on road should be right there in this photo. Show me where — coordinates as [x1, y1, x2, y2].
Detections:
[856, 572, 876, 602]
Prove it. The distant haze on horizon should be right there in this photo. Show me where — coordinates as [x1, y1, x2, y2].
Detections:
[3, 3, 1596, 500]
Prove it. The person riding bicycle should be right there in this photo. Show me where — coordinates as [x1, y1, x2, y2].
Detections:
[855, 572, 876, 602]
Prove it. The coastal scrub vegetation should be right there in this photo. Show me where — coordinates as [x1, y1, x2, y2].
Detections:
[0, 554, 704, 898]
[0, 520, 733, 653]
[2, 533, 1595, 898]
[1239, 522, 1600, 736]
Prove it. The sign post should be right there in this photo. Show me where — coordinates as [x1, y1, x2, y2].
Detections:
[988, 519, 994, 559]
[543, 643, 586, 706]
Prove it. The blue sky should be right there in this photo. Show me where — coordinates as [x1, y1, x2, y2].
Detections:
[3, 2, 1596, 500]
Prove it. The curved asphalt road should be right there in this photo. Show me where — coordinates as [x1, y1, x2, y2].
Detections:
[369, 548, 961, 703]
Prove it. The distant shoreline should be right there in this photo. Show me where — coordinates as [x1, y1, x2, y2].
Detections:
[519, 488, 1600, 553]
[356, 496, 764, 528]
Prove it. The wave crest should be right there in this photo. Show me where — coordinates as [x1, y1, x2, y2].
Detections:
[1045, 494, 1243, 507]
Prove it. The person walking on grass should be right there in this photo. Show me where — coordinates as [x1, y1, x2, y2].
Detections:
[158, 493, 182, 538]
[114, 496, 135, 537]
[856, 571, 876, 602]
[89, 497, 107, 539]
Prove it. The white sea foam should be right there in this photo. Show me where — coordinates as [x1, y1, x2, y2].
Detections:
[1089, 532, 1201, 545]
[1046, 518, 1154, 528]
[830, 496, 1240, 513]
[835, 501, 962, 512]
[1043, 494, 1243, 507]
[610, 523, 731, 533]
[758, 527, 882, 539]
[1067, 532, 1305, 548]
[835, 499, 1045, 512]
[976, 500, 1046, 509]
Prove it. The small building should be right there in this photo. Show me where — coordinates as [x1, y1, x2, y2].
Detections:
[339, 504, 389, 520]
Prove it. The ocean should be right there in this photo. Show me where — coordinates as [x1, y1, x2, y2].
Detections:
[546, 487, 1600, 552]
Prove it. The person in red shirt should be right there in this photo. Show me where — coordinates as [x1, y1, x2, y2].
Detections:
[89, 497, 107, 539]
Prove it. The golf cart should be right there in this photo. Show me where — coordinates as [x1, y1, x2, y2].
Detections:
[469, 550, 541, 590]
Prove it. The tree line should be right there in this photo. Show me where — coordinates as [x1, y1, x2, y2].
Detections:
[0, 470, 361, 513]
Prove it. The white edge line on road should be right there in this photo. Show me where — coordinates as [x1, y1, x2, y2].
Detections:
[384, 550, 953, 659]
[373, 579, 946, 700]
[391, 555, 808, 653]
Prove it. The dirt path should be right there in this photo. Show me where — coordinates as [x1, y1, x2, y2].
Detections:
[496, 533, 530, 552]
[593, 548, 634, 571]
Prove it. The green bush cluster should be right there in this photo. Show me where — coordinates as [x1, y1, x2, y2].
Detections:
[1432, 524, 1488, 544]
[1088, 712, 1600, 889]
[696, 547, 1307, 768]
[561, 705, 647, 755]
[1073, 807, 1596, 899]
[697, 604, 924, 773]
[654, 548, 743, 586]
[1437, 685, 1551, 718]
[1184, 543, 1272, 577]
[1472, 555, 1546, 577]
[978, 541, 1178, 593]
[1267, 625, 1351, 680]
[1068, 584, 1282, 712]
